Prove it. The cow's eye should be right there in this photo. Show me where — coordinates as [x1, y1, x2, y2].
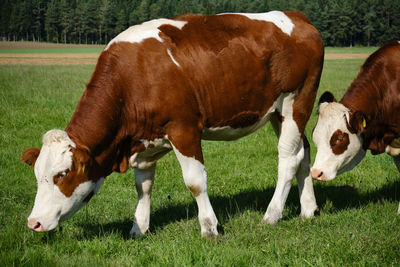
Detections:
[56, 171, 67, 178]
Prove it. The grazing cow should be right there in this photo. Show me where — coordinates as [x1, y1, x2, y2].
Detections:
[311, 41, 400, 214]
[21, 11, 324, 238]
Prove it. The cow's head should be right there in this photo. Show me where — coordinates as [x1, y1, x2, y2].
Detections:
[21, 129, 104, 232]
[311, 92, 367, 181]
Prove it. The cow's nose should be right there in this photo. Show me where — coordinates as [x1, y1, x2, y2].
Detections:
[27, 219, 45, 232]
[311, 169, 325, 181]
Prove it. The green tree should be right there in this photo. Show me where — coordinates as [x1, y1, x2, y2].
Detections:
[60, 0, 74, 43]
[82, 0, 100, 44]
[45, 0, 59, 43]
[18, 0, 34, 41]
[32, 0, 46, 42]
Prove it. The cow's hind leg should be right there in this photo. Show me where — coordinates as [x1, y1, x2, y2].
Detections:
[392, 156, 400, 214]
[169, 128, 218, 237]
[130, 164, 156, 238]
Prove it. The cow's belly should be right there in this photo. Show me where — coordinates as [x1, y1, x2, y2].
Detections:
[129, 137, 172, 169]
[202, 112, 273, 141]
[202, 94, 284, 141]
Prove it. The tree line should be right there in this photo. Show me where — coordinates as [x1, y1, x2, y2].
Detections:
[1, 0, 399, 47]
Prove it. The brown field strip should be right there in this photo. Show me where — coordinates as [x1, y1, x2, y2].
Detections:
[0, 52, 370, 65]
[324, 53, 370, 60]
[0, 53, 99, 65]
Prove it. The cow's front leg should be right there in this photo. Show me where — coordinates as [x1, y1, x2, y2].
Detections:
[263, 113, 305, 225]
[296, 137, 318, 219]
[392, 156, 400, 215]
[130, 164, 156, 238]
[169, 131, 218, 238]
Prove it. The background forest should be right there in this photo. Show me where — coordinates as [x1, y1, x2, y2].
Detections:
[1, 0, 399, 47]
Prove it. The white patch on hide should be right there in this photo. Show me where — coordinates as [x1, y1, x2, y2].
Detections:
[167, 49, 181, 67]
[105, 19, 187, 50]
[129, 136, 172, 169]
[219, 11, 294, 36]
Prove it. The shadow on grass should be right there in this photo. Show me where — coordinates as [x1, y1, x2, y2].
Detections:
[77, 180, 400, 240]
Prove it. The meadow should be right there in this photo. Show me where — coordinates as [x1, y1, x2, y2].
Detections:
[0, 46, 399, 266]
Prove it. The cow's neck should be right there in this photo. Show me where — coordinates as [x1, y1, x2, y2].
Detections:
[65, 58, 128, 175]
[340, 75, 398, 153]
[340, 78, 379, 119]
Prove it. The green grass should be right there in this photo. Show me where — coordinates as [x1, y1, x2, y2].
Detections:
[325, 46, 378, 54]
[1, 54, 399, 265]
[0, 48, 104, 54]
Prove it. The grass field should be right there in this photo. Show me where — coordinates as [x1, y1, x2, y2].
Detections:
[0, 45, 399, 266]
[324, 46, 378, 54]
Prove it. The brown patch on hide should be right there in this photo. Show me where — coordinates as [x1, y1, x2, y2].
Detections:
[53, 148, 94, 197]
[216, 111, 260, 129]
[187, 185, 202, 197]
[330, 130, 350, 155]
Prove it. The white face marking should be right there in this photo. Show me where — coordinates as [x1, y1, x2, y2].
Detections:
[28, 130, 96, 231]
[167, 49, 181, 67]
[129, 136, 172, 169]
[219, 11, 294, 36]
[311, 103, 366, 180]
[94, 178, 105, 194]
[105, 19, 187, 50]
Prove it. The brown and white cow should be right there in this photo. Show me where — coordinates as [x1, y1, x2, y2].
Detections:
[311, 41, 400, 214]
[21, 11, 324, 237]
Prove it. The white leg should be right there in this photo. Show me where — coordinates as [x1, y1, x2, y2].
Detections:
[172, 145, 218, 237]
[130, 164, 156, 238]
[296, 138, 318, 219]
[263, 98, 305, 225]
[392, 156, 400, 215]
[262, 139, 303, 224]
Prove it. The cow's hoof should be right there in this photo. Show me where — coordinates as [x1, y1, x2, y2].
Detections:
[129, 224, 147, 239]
[200, 218, 218, 238]
[300, 205, 318, 220]
[201, 229, 218, 239]
[262, 207, 282, 225]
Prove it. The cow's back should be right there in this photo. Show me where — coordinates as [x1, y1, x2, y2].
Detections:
[340, 41, 400, 153]
[94, 12, 323, 142]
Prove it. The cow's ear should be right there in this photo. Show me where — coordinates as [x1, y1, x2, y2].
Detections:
[349, 111, 367, 135]
[318, 91, 336, 106]
[21, 148, 40, 167]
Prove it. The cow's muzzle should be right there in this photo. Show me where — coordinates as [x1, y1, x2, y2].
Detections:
[27, 219, 45, 232]
[311, 168, 326, 181]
